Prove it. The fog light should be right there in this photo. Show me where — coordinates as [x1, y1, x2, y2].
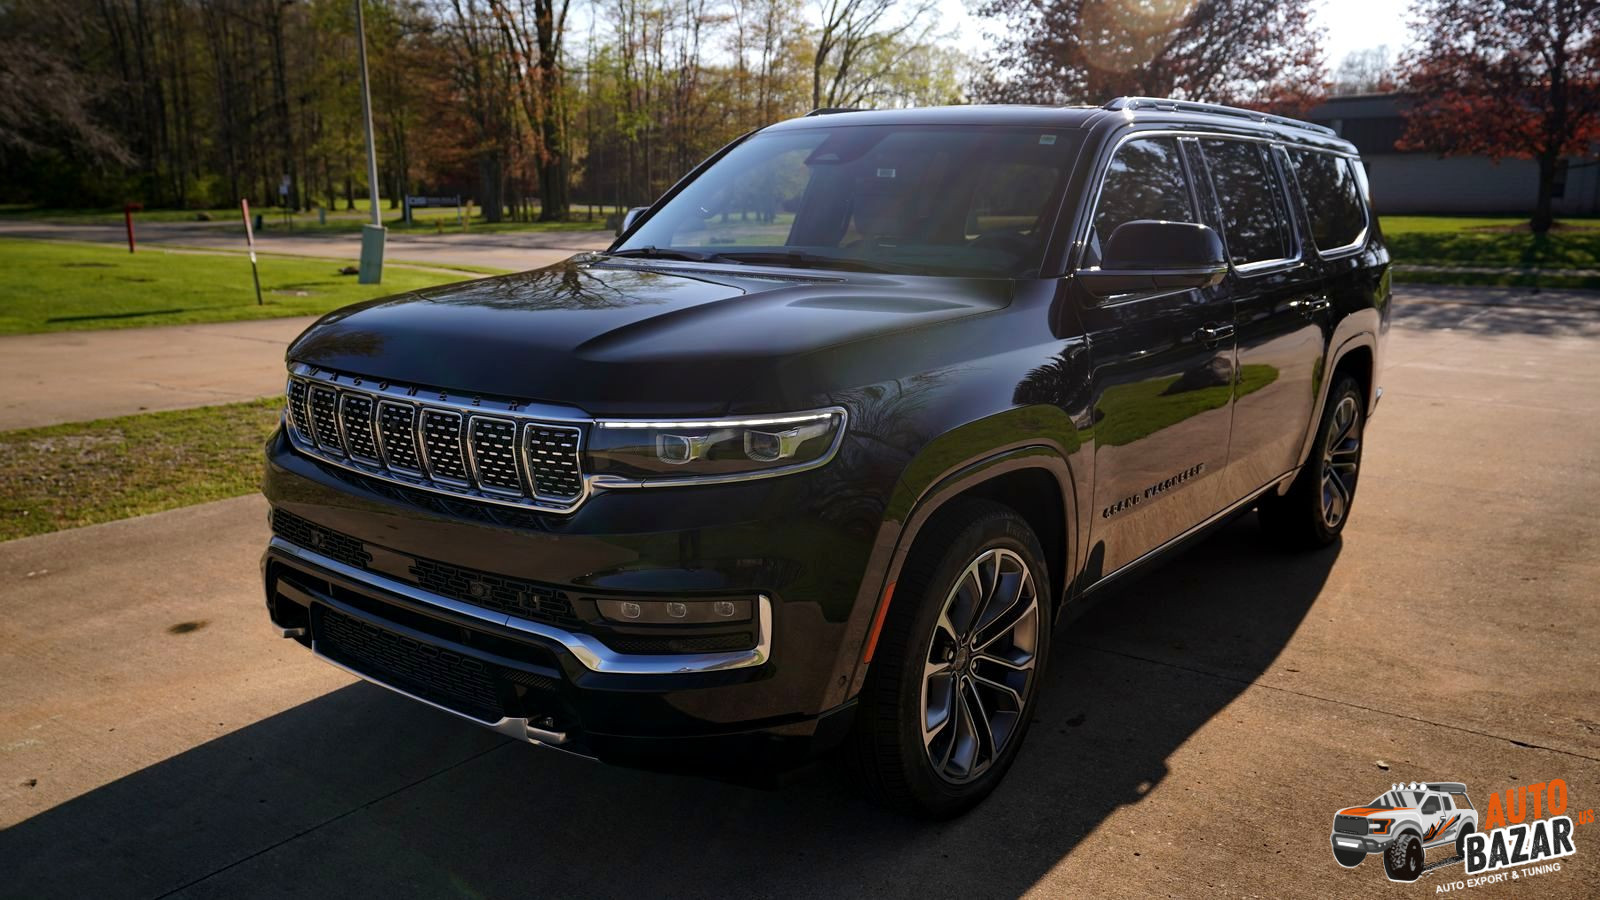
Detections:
[595, 597, 755, 625]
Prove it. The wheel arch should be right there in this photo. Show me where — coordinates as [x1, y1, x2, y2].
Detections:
[825, 440, 1081, 707]
[1283, 330, 1378, 491]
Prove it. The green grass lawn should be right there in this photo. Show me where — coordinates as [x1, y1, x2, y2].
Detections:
[1381, 216, 1600, 289]
[1, 201, 617, 235]
[0, 238, 479, 334]
[0, 398, 280, 541]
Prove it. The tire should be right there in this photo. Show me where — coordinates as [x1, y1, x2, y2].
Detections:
[1333, 847, 1365, 868]
[847, 498, 1052, 818]
[1455, 823, 1475, 860]
[1384, 833, 1424, 882]
[1258, 373, 1365, 549]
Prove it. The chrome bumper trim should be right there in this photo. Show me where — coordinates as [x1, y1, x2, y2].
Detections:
[269, 537, 772, 675]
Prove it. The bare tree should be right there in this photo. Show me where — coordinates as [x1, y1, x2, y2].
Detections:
[812, 0, 937, 109]
[1332, 45, 1394, 96]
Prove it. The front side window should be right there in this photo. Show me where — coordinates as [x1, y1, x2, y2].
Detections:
[1088, 136, 1196, 264]
[1199, 139, 1293, 266]
[616, 125, 1081, 277]
[1421, 796, 1440, 815]
[1288, 149, 1366, 251]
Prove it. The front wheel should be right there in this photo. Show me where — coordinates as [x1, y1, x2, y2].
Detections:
[1259, 373, 1366, 549]
[1384, 834, 1424, 882]
[848, 499, 1052, 818]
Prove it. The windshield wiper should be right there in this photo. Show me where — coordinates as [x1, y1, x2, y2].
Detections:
[709, 250, 899, 274]
[606, 246, 717, 262]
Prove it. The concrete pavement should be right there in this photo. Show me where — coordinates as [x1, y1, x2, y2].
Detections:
[0, 317, 318, 429]
[1, 297, 1598, 898]
[0, 219, 612, 273]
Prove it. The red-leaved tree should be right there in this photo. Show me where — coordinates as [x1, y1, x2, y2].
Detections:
[1399, 0, 1600, 232]
[971, 0, 1326, 113]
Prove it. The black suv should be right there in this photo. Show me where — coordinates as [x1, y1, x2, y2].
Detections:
[262, 98, 1389, 817]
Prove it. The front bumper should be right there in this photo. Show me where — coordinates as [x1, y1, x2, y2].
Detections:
[261, 427, 881, 776]
[1330, 832, 1394, 856]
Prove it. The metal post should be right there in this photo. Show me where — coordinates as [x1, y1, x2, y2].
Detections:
[241, 199, 264, 306]
[354, 0, 385, 284]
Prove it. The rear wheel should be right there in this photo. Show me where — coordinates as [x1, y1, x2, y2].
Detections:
[848, 499, 1051, 818]
[1455, 822, 1475, 860]
[1259, 373, 1365, 549]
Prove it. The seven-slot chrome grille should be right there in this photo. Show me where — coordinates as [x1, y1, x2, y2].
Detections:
[284, 365, 587, 513]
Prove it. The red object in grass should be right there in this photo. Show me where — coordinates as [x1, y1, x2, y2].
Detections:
[123, 202, 142, 253]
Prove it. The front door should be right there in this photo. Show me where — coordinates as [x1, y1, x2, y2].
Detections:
[1077, 135, 1237, 576]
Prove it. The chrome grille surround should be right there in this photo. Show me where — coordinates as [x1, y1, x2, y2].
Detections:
[283, 363, 590, 514]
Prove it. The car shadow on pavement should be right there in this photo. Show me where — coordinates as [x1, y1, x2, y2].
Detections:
[2, 516, 1337, 899]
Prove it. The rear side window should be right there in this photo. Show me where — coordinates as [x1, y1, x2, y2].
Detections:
[1289, 149, 1366, 251]
[1089, 136, 1196, 262]
[1199, 139, 1293, 266]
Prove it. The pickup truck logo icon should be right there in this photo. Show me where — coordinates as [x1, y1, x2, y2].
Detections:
[1330, 781, 1479, 882]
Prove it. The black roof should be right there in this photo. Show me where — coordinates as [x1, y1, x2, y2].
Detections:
[766, 98, 1358, 154]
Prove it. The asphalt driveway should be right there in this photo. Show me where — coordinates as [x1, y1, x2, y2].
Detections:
[1, 292, 1597, 898]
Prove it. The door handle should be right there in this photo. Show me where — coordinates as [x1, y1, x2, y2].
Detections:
[1289, 296, 1332, 316]
[1195, 323, 1235, 344]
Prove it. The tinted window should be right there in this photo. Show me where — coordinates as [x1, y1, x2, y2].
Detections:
[618, 126, 1080, 277]
[1290, 149, 1366, 250]
[1199, 139, 1292, 266]
[1089, 137, 1195, 263]
[1422, 797, 1440, 815]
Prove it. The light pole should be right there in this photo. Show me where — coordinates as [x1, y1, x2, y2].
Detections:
[354, 0, 385, 284]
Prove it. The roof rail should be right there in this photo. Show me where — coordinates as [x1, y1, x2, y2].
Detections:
[805, 107, 863, 117]
[1103, 96, 1338, 137]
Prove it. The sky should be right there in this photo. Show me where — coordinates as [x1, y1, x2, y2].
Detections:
[935, 0, 1417, 73]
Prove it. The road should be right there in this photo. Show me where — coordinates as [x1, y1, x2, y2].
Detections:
[0, 219, 613, 273]
[1, 292, 1598, 898]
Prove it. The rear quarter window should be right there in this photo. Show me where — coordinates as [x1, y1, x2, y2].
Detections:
[1289, 149, 1367, 251]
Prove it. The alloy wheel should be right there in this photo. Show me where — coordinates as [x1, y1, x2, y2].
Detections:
[1321, 394, 1363, 529]
[920, 548, 1040, 784]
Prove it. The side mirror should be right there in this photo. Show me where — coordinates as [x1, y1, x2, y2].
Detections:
[1077, 220, 1228, 298]
[617, 206, 650, 237]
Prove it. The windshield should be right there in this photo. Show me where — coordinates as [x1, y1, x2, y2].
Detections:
[615, 124, 1082, 278]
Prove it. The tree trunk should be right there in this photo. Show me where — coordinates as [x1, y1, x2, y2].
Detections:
[1532, 153, 1556, 235]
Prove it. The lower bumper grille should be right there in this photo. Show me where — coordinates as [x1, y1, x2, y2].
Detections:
[316, 605, 503, 721]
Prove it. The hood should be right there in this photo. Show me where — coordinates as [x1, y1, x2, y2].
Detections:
[1338, 807, 1409, 817]
[288, 256, 1012, 415]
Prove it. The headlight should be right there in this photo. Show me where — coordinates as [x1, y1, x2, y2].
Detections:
[587, 407, 847, 484]
[1370, 819, 1391, 834]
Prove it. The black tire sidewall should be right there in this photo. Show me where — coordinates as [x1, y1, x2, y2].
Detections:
[1385, 834, 1422, 881]
[885, 506, 1052, 817]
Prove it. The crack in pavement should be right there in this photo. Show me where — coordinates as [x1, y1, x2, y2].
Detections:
[1066, 640, 1600, 764]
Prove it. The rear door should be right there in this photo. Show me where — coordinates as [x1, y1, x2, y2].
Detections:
[1075, 134, 1236, 576]
[1190, 137, 1326, 504]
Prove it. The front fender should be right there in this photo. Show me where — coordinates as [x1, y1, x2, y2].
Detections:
[818, 405, 1085, 707]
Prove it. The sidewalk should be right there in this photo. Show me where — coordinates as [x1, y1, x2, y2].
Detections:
[0, 317, 316, 430]
[0, 219, 612, 273]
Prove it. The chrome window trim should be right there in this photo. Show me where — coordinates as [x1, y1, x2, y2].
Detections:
[1074, 126, 1356, 279]
[272, 536, 773, 675]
